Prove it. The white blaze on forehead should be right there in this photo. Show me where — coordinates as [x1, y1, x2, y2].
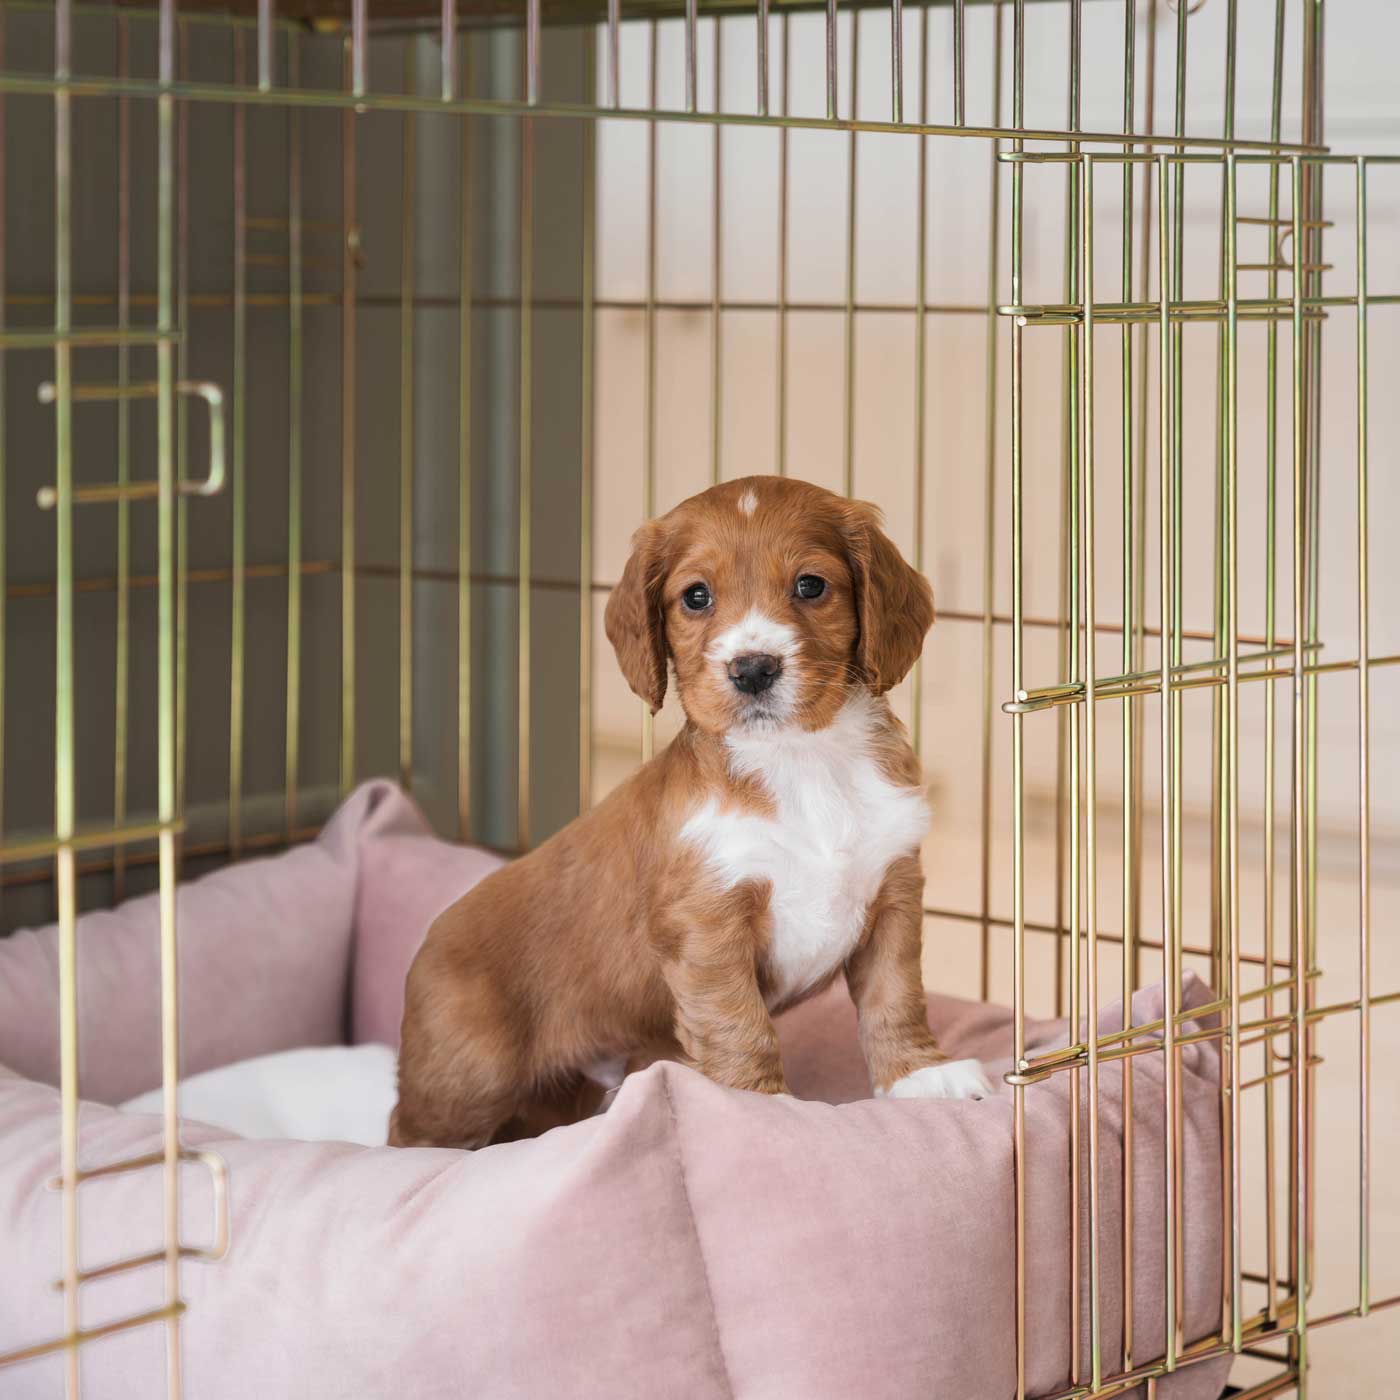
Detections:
[737, 488, 759, 516]
[705, 607, 798, 664]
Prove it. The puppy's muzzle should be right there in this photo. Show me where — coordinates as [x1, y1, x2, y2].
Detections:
[728, 652, 782, 695]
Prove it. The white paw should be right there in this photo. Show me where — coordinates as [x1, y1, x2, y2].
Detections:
[877, 1058, 995, 1102]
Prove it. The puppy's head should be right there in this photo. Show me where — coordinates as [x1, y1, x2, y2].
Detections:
[604, 476, 934, 736]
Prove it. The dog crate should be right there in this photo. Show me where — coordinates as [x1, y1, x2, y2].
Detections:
[0, 0, 1395, 1394]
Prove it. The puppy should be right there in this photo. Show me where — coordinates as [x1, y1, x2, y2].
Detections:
[389, 475, 992, 1149]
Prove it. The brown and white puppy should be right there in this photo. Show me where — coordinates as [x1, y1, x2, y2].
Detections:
[389, 475, 991, 1149]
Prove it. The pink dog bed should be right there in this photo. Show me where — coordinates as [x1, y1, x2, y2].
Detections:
[0, 782, 1230, 1399]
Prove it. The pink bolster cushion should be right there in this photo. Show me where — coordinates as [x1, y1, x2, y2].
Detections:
[0, 781, 502, 1104]
[0, 974, 1228, 1400]
[0, 783, 1228, 1397]
[350, 814, 505, 1049]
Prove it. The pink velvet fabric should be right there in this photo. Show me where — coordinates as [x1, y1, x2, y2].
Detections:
[0, 787, 361, 1105]
[0, 782, 496, 1103]
[351, 819, 504, 1047]
[776, 974, 1228, 1398]
[0, 782, 1229, 1398]
[0, 984, 1228, 1400]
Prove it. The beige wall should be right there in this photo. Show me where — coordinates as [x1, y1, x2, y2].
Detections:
[589, 1, 1400, 847]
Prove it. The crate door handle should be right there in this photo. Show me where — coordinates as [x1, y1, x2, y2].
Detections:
[35, 379, 226, 509]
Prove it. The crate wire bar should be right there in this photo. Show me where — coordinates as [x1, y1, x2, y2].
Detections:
[0, 0, 1394, 1396]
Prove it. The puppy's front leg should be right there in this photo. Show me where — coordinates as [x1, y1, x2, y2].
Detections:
[847, 855, 993, 1101]
[662, 918, 788, 1095]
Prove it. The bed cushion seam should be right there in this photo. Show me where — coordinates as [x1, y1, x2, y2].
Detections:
[661, 1071, 737, 1400]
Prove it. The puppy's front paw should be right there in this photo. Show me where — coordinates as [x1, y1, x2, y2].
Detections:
[876, 1058, 995, 1102]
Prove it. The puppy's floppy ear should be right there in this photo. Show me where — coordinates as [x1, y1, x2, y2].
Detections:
[841, 499, 935, 696]
[605, 519, 669, 713]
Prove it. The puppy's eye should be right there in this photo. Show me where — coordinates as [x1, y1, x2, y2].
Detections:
[795, 575, 826, 600]
[681, 583, 713, 612]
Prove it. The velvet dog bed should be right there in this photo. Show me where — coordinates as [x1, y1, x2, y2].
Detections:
[0, 782, 1230, 1399]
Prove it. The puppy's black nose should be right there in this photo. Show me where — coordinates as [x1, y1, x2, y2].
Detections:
[728, 653, 782, 695]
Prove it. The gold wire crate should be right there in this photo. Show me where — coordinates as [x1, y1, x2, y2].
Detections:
[0, 0, 1394, 1395]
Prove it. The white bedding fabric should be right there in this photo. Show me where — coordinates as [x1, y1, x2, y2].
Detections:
[120, 1043, 398, 1146]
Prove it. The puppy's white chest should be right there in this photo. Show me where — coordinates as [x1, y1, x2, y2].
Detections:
[680, 705, 929, 1003]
